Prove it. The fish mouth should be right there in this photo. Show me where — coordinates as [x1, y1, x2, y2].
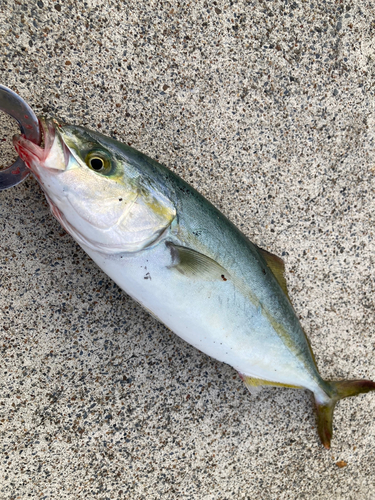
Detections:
[13, 117, 70, 173]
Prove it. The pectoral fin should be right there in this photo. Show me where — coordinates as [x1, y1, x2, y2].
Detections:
[166, 242, 230, 281]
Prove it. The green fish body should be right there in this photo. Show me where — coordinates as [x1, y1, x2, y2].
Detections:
[14, 118, 375, 448]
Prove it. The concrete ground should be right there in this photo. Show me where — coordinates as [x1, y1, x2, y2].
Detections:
[1, 0, 375, 498]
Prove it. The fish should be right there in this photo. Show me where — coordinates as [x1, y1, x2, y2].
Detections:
[13, 116, 375, 449]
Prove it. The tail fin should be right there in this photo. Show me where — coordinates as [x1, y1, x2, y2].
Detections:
[315, 379, 375, 449]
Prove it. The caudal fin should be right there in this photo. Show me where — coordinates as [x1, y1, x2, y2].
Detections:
[315, 379, 375, 449]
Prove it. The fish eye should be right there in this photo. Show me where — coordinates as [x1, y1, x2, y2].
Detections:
[89, 157, 104, 171]
[85, 151, 112, 174]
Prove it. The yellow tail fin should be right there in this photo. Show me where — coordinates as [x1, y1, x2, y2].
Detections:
[315, 379, 375, 449]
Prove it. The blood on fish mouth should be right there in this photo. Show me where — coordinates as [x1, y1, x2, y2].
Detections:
[13, 118, 50, 167]
[13, 117, 69, 173]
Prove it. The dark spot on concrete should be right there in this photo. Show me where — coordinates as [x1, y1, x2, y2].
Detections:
[336, 460, 347, 468]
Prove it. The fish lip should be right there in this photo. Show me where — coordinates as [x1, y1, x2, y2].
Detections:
[13, 116, 69, 172]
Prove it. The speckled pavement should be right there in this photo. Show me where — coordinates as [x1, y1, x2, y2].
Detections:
[1, 1, 375, 499]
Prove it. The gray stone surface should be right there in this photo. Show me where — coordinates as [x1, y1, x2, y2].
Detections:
[1, 0, 375, 498]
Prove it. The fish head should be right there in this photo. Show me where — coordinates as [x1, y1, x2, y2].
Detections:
[13, 118, 176, 254]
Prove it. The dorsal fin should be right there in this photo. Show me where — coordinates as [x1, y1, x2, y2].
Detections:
[256, 246, 290, 300]
[256, 246, 319, 369]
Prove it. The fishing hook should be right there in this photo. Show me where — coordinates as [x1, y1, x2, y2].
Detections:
[0, 84, 41, 190]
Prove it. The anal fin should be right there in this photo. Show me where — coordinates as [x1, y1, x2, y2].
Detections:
[239, 373, 303, 394]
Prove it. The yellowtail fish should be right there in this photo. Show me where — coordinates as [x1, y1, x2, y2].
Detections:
[13, 117, 375, 448]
